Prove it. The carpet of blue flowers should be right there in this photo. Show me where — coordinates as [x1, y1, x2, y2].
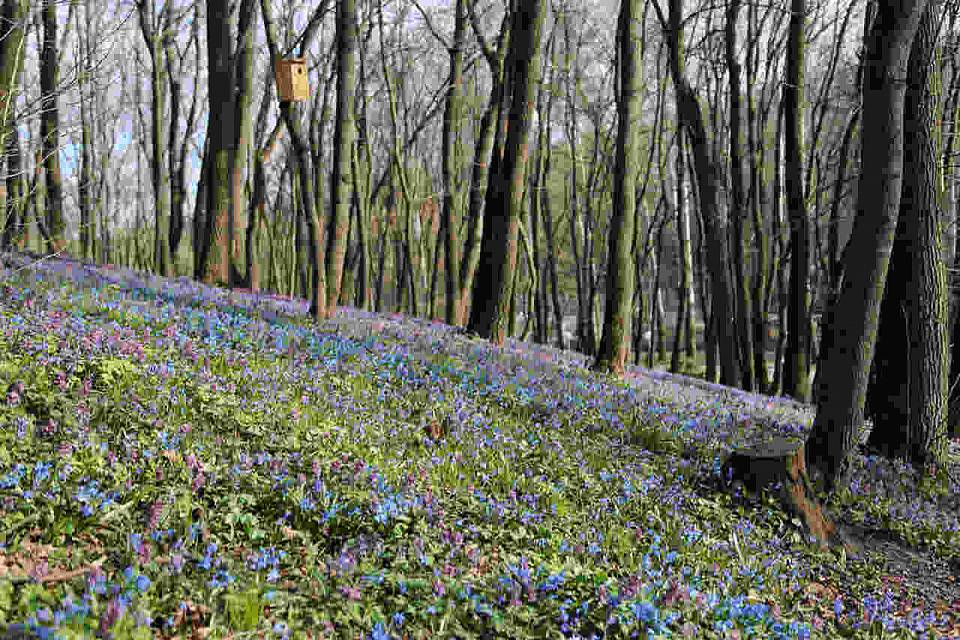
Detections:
[1, 253, 958, 639]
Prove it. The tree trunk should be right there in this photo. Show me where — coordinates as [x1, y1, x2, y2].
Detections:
[136, 0, 172, 277]
[458, 8, 511, 324]
[806, 0, 930, 492]
[866, 1, 947, 469]
[325, 0, 358, 315]
[672, 127, 697, 372]
[657, 0, 740, 386]
[247, 122, 283, 291]
[782, 0, 811, 402]
[725, 0, 754, 391]
[595, 0, 643, 375]
[229, 0, 256, 286]
[41, 0, 64, 253]
[468, 0, 546, 345]
[164, 6, 200, 265]
[0, 0, 27, 160]
[441, 0, 467, 325]
[204, 0, 234, 285]
[260, 0, 325, 318]
[1, 115, 23, 250]
[193, 139, 211, 280]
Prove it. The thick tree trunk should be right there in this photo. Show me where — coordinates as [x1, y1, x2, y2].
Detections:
[806, 0, 930, 492]
[595, 0, 643, 375]
[866, 1, 947, 469]
[0, 0, 27, 159]
[723, 439, 849, 548]
[458, 10, 510, 325]
[204, 0, 234, 285]
[468, 0, 546, 345]
[0, 0, 26, 253]
[325, 0, 358, 315]
[1, 117, 23, 250]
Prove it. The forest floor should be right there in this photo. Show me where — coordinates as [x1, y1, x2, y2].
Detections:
[0, 252, 958, 639]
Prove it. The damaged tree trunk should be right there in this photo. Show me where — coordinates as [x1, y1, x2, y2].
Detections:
[722, 438, 851, 548]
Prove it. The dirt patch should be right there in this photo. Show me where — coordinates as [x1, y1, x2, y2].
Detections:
[843, 522, 960, 607]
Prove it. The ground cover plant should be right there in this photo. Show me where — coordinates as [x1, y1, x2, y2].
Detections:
[0, 253, 959, 639]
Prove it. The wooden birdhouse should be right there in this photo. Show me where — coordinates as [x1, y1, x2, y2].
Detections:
[275, 57, 309, 102]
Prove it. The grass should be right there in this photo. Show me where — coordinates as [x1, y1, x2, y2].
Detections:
[0, 253, 957, 639]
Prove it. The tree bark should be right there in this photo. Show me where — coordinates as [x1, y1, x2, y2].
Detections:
[806, 0, 930, 492]
[40, 0, 65, 253]
[595, 0, 643, 375]
[866, 1, 947, 469]
[726, 0, 754, 391]
[136, 0, 173, 277]
[468, 0, 546, 345]
[204, 0, 234, 285]
[228, 0, 256, 286]
[325, 0, 358, 315]
[442, 0, 467, 324]
[782, 0, 811, 402]
[459, 7, 511, 325]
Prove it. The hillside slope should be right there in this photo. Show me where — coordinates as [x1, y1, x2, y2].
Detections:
[0, 253, 958, 639]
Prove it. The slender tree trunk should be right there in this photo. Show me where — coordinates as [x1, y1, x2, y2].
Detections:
[76, 0, 95, 262]
[806, 0, 929, 492]
[261, 0, 325, 317]
[136, 0, 172, 276]
[458, 9, 511, 324]
[193, 139, 211, 280]
[165, 5, 200, 265]
[441, 0, 467, 324]
[41, 0, 64, 253]
[247, 122, 283, 291]
[746, 0, 770, 392]
[656, 0, 740, 386]
[770, 102, 788, 396]
[827, 109, 860, 297]
[229, 0, 256, 285]
[782, 0, 811, 402]
[726, 0, 754, 391]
